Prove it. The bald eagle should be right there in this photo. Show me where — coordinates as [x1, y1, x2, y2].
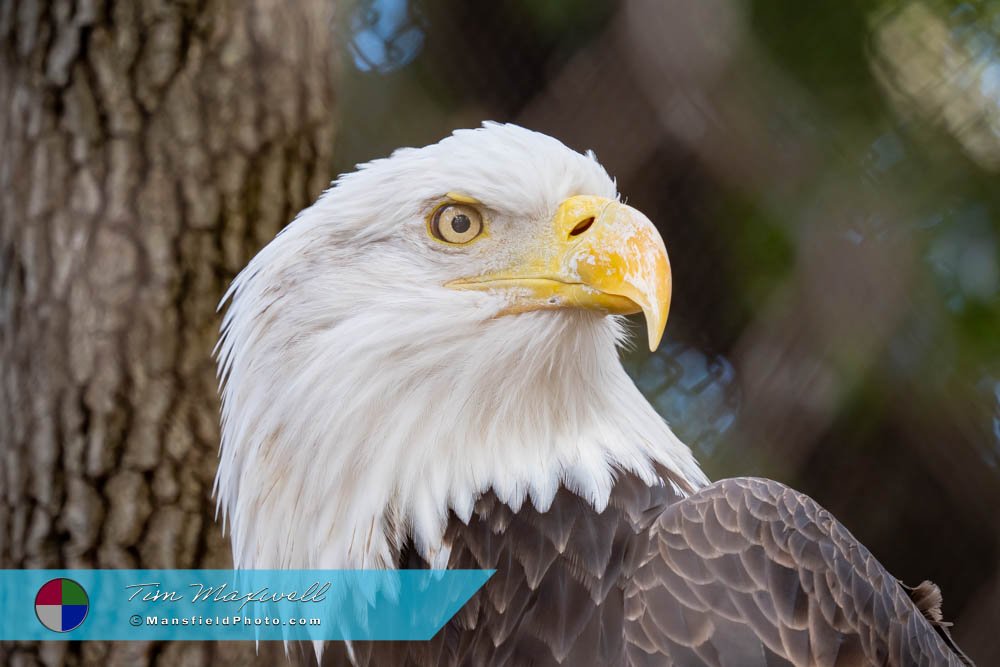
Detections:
[215, 124, 972, 666]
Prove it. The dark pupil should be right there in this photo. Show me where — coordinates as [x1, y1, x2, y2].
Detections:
[451, 214, 471, 234]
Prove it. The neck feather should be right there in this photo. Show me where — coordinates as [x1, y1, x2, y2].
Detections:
[216, 255, 706, 569]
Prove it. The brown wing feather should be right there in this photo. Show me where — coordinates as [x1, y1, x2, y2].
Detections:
[624, 477, 973, 667]
[318, 474, 971, 666]
[322, 471, 679, 666]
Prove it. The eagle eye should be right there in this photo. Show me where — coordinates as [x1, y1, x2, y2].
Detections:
[430, 203, 484, 244]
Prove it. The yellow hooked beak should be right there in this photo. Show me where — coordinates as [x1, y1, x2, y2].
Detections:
[447, 195, 672, 350]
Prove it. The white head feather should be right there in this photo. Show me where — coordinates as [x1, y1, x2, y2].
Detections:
[215, 123, 707, 570]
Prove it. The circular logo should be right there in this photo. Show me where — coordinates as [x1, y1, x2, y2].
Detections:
[35, 578, 89, 632]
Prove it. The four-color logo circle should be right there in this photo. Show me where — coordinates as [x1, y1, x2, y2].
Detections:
[35, 578, 89, 632]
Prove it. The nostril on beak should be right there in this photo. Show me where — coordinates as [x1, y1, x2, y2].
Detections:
[569, 217, 595, 238]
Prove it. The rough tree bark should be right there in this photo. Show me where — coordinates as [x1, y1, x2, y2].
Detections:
[0, 1, 336, 665]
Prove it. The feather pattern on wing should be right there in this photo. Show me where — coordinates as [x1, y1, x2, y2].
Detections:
[624, 477, 972, 667]
[319, 474, 970, 666]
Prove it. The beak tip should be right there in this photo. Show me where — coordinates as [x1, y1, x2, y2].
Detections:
[645, 318, 665, 351]
[641, 304, 667, 352]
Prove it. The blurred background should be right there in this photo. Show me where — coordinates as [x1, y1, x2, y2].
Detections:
[1, 0, 998, 664]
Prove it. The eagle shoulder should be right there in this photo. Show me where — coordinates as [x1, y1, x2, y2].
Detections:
[624, 477, 973, 667]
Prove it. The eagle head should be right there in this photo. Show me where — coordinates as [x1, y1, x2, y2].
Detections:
[215, 123, 706, 570]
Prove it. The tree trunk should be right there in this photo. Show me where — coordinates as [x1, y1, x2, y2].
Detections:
[0, 1, 336, 664]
